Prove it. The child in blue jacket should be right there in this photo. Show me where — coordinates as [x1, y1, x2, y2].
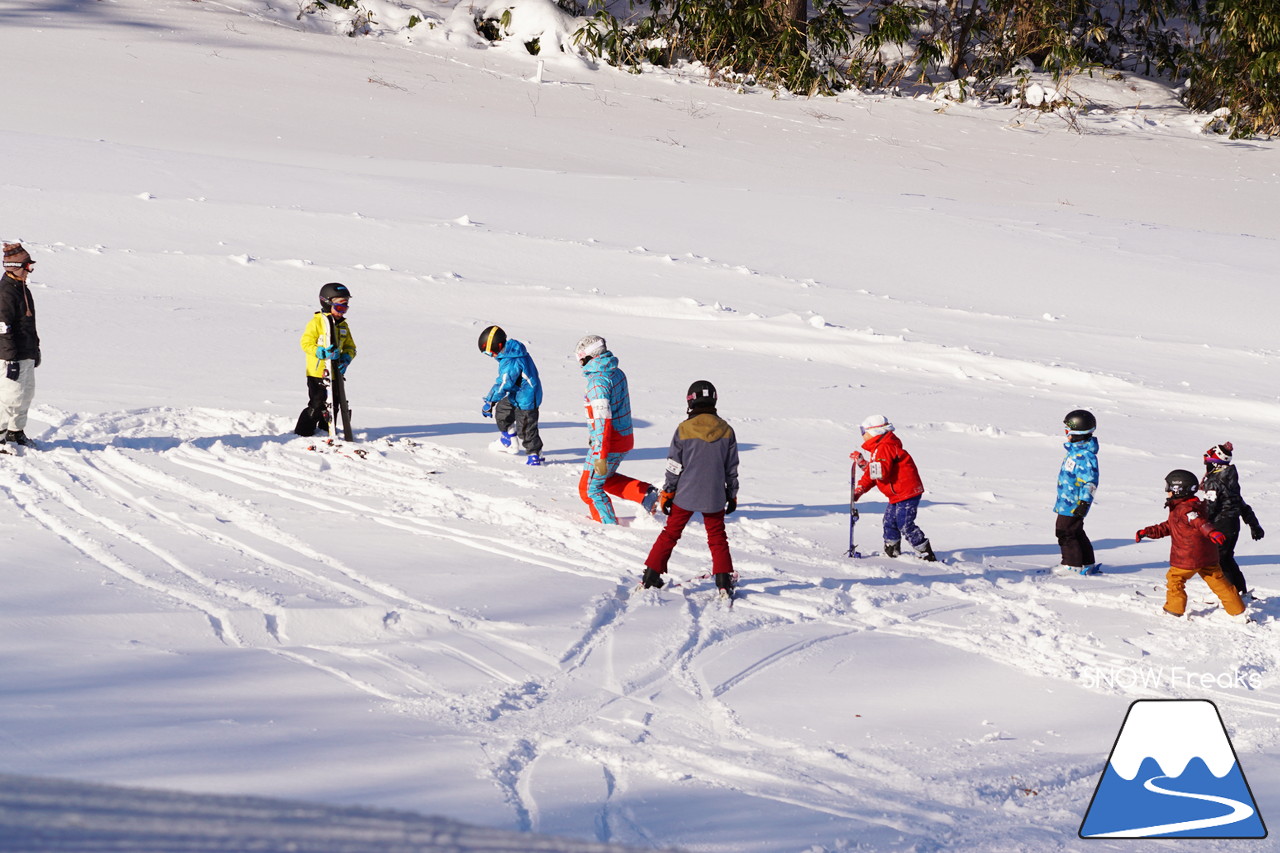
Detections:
[1055, 409, 1099, 574]
[478, 325, 544, 466]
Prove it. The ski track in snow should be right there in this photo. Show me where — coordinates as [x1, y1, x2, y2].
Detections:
[4, 406, 1279, 848]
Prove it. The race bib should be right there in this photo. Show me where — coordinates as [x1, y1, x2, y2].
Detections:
[868, 461, 884, 480]
[1205, 490, 1217, 502]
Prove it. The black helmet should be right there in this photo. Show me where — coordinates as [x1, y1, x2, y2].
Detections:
[478, 325, 507, 355]
[686, 380, 717, 413]
[1165, 469, 1199, 498]
[319, 282, 351, 310]
[1064, 409, 1096, 435]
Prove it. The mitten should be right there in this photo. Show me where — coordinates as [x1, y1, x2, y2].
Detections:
[659, 491, 675, 515]
[1209, 531, 1227, 545]
[1072, 500, 1090, 518]
[481, 400, 493, 418]
[337, 353, 353, 375]
[1134, 530, 1146, 542]
[315, 344, 340, 361]
[725, 490, 736, 515]
[1250, 523, 1265, 541]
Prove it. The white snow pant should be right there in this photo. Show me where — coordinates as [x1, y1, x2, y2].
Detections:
[0, 359, 35, 431]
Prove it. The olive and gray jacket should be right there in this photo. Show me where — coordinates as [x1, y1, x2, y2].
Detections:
[661, 411, 739, 514]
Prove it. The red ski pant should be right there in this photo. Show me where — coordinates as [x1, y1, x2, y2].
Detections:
[578, 465, 651, 525]
[644, 505, 733, 576]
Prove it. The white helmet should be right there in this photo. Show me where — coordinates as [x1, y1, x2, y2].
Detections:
[859, 414, 894, 437]
[575, 334, 607, 363]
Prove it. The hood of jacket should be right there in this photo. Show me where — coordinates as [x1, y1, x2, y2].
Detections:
[581, 349, 619, 376]
[498, 338, 529, 360]
[1062, 436, 1099, 454]
[862, 430, 903, 453]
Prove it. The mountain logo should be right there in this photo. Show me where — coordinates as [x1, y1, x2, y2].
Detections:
[1080, 699, 1267, 838]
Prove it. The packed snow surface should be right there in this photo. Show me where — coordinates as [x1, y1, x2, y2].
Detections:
[3, 0, 1279, 851]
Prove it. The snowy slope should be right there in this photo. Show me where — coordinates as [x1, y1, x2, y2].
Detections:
[3, 0, 1280, 850]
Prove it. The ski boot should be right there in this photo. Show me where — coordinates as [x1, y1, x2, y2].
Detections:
[491, 431, 520, 454]
[1079, 563, 1101, 576]
[641, 568, 665, 589]
[913, 540, 938, 562]
[6, 430, 32, 447]
[525, 453, 543, 466]
[883, 541, 902, 558]
[715, 571, 735, 598]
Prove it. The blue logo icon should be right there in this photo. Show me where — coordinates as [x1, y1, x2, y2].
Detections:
[1080, 699, 1266, 838]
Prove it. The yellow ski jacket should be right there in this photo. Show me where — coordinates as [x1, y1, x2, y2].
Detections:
[300, 312, 356, 378]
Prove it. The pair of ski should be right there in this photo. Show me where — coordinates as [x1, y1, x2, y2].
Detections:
[321, 313, 353, 443]
[846, 467, 863, 558]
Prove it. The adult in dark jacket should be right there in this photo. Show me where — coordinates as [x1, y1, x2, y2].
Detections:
[1200, 442, 1264, 598]
[0, 243, 42, 446]
[1135, 469, 1244, 620]
[641, 380, 739, 596]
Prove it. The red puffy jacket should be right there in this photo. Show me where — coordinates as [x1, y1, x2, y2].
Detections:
[1138, 497, 1221, 569]
[854, 431, 925, 504]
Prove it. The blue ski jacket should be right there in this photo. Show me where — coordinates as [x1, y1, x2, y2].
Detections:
[1055, 436, 1099, 515]
[484, 339, 542, 410]
[581, 350, 635, 457]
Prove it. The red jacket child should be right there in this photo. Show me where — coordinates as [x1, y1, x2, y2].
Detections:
[1136, 469, 1244, 619]
[853, 429, 924, 503]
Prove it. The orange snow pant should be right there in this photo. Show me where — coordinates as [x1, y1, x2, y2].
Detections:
[1164, 565, 1245, 617]
[578, 468, 652, 524]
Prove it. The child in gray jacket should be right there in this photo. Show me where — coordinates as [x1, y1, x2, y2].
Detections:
[641, 380, 740, 597]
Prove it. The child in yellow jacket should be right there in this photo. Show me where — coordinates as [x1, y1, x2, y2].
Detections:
[294, 282, 356, 437]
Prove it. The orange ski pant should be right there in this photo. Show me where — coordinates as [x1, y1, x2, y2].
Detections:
[1165, 565, 1245, 616]
[578, 466, 651, 524]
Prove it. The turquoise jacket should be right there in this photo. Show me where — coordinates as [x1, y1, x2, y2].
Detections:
[484, 339, 542, 410]
[1055, 437, 1099, 515]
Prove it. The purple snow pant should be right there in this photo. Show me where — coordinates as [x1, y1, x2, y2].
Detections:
[883, 496, 928, 548]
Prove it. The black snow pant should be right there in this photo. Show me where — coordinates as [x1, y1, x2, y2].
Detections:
[1216, 529, 1247, 594]
[294, 375, 331, 437]
[1056, 513, 1095, 568]
[494, 398, 543, 454]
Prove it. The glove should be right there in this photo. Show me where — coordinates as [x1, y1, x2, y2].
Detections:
[1134, 530, 1146, 542]
[1072, 501, 1090, 518]
[592, 456, 609, 476]
[1209, 531, 1227, 546]
[4, 362, 16, 381]
[725, 490, 736, 515]
[849, 451, 866, 468]
[315, 344, 340, 361]
[337, 353, 353, 375]
[1250, 524, 1265, 541]
[659, 490, 675, 515]
[481, 400, 493, 418]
